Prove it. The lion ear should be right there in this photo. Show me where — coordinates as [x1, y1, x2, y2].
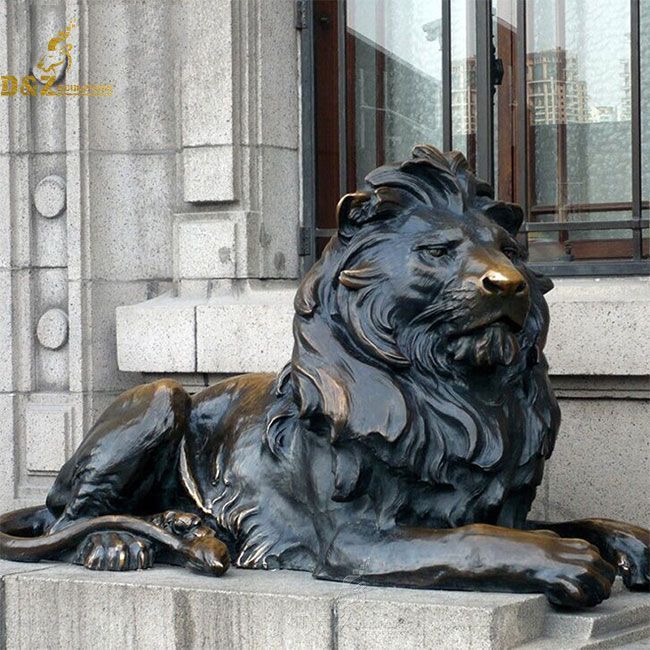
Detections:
[336, 192, 372, 231]
[485, 202, 524, 236]
[291, 316, 408, 444]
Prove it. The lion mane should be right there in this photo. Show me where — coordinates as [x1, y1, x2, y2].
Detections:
[267, 145, 560, 531]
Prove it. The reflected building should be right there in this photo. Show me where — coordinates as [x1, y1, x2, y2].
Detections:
[526, 49, 589, 125]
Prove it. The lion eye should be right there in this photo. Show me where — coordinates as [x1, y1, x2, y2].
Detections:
[502, 247, 519, 261]
[423, 246, 448, 258]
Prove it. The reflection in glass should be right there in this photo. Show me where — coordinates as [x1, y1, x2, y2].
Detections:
[450, 0, 476, 168]
[346, 0, 443, 188]
[526, 0, 634, 262]
[527, 0, 631, 208]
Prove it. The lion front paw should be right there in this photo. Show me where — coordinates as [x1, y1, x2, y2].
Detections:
[77, 531, 154, 571]
[599, 523, 649, 591]
[539, 537, 616, 608]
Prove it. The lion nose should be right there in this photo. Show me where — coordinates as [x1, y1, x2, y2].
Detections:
[480, 270, 528, 297]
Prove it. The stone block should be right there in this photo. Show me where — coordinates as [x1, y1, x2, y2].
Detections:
[88, 152, 175, 282]
[91, 280, 164, 392]
[33, 267, 69, 392]
[116, 292, 197, 374]
[10, 268, 36, 394]
[196, 286, 295, 373]
[180, 0, 233, 148]
[2, 565, 647, 649]
[86, 0, 177, 152]
[256, 0, 300, 149]
[0, 1, 8, 155]
[14, 392, 82, 503]
[547, 398, 650, 528]
[0, 270, 12, 393]
[258, 146, 300, 278]
[174, 212, 261, 281]
[176, 219, 237, 279]
[30, 160, 68, 270]
[0, 156, 10, 268]
[182, 146, 235, 203]
[0, 394, 16, 512]
[29, 2, 66, 154]
[8, 154, 30, 269]
[545, 278, 650, 376]
[3, 566, 340, 650]
[336, 588, 545, 649]
[24, 399, 70, 474]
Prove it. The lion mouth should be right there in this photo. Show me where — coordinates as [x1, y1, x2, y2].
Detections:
[448, 316, 522, 368]
[454, 314, 523, 339]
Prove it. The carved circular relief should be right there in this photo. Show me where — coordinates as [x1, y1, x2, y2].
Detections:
[36, 309, 69, 350]
[34, 175, 66, 218]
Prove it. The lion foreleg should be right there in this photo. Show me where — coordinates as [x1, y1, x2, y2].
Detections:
[313, 521, 615, 608]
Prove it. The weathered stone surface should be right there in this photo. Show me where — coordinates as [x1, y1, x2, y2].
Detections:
[545, 398, 650, 529]
[258, 146, 301, 278]
[180, 0, 233, 149]
[196, 286, 295, 373]
[0, 564, 647, 650]
[545, 278, 650, 376]
[0, 396, 17, 511]
[116, 293, 197, 374]
[3, 565, 339, 650]
[88, 152, 175, 282]
[0, 270, 12, 393]
[86, 0, 178, 152]
[176, 219, 238, 279]
[182, 146, 235, 203]
[336, 588, 545, 649]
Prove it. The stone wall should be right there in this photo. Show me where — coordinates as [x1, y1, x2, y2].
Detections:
[0, 0, 303, 512]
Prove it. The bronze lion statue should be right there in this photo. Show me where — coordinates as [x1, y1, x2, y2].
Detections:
[1, 145, 647, 608]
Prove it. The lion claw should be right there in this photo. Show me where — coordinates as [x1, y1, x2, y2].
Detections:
[78, 531, 154, 571]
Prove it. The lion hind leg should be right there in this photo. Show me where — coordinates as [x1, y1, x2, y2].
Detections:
[47, 379, 190, 531]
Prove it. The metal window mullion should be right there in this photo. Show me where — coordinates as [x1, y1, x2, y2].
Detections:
[442, 0, 452, 151]
[516, 0, 529, 252]
[338, 0, 348, 194]
[475, 0, 494, 186]
[630, 0, 642, 259]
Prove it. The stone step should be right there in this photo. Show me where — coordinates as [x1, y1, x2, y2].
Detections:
[0, 560, 647, 650]
[518, 623, 650, 649]
[516, 581, 650, 650]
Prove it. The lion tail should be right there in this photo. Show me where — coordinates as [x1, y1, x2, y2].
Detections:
[0, 506, 229, 575]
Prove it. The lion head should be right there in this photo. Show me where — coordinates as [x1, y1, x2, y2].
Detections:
[279, 146, 559, 519]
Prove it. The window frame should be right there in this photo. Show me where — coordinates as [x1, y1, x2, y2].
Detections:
[305, 0, 649, 277]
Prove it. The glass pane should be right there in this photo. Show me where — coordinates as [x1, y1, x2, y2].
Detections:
[526, 0, 632, 215]
[346, 0, 443, 189]
[528, 227, 634, 263]
[451, 0, 477, 168]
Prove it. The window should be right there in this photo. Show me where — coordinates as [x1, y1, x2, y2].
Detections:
[308, 0, 649, 275]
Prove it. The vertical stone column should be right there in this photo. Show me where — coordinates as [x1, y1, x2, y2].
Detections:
[175, 0, 301, 291]
[0, 1, 84, 509]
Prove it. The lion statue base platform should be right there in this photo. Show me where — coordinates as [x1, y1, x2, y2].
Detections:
[1, 560, 648, 648]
